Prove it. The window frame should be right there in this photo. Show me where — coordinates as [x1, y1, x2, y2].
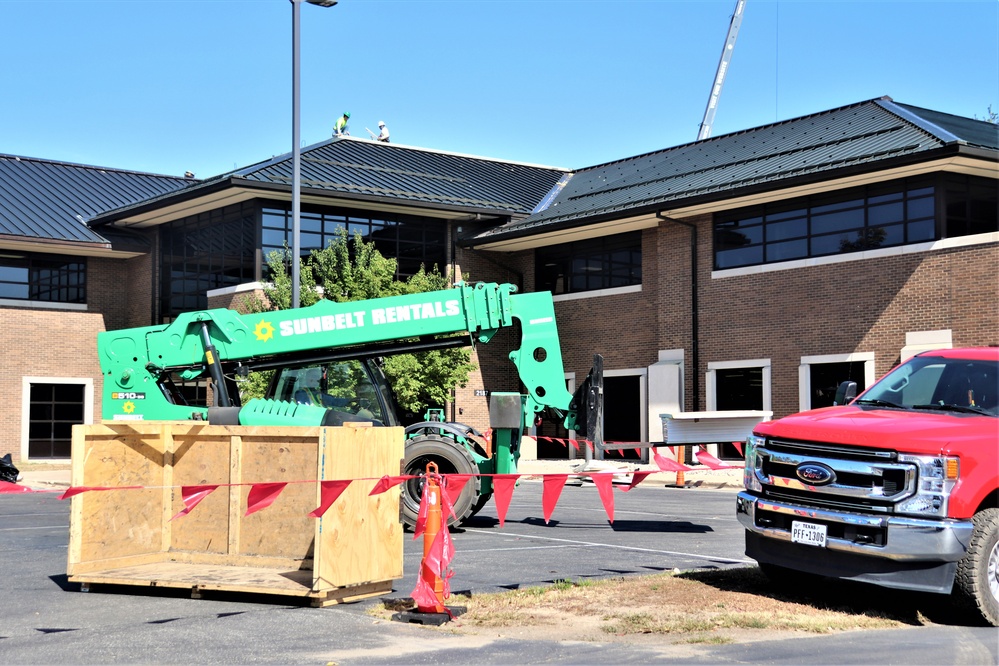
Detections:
[0, 252, 86, 305]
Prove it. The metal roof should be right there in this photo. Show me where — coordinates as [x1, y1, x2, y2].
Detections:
[0, 154, 192, 246]
[466, 97, 999, 246]
[90, 138, 568, 226]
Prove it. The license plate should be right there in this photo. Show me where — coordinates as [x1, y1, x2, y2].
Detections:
[791, 520, 827, 547]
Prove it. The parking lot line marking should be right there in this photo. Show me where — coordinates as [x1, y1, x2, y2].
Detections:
[462, 528, 753, 564]
[0, 525, 67, 531]
[456, 544, 580, 553]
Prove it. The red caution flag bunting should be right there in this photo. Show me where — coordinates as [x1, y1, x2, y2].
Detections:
[171, 484, 219, 521]
[695, 448, 741, 470]
[542, 474, 568, 524]
[369, 475, 410, 495]
[441, 474, 473, 520]
[58, 485, 144, 500]
[731, 440, 744, 457]
[491, 474, 520, 527]
[618, 471, 653, 492]
[589, 473, 615, 523]
[245, 482, 287, 517]
[309, 480, 352, 518]
[654, 452, 692, 473]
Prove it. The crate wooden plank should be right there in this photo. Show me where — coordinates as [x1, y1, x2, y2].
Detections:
[71, 562, 393, 605]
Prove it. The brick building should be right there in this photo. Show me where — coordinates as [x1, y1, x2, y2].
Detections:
[2, 96, 996, 465]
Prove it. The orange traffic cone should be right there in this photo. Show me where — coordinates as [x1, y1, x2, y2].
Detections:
[416, 462, 446, 614]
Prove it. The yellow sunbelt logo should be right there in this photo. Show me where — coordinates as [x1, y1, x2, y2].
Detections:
[254, 320, 275, 342]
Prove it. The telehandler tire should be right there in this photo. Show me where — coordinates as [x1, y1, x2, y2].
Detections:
[401, 434, 480, 530]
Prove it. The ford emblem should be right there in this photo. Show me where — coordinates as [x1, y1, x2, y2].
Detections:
[796, 462, 836, 485]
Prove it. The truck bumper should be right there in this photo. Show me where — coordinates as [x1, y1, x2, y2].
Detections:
[736, 491, 975, 594]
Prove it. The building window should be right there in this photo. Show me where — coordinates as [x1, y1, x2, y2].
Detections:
[0, 253, 85, 303]
[706, 359, 772, 413]
[713, 174, 997, 270]
[799, 353, 875, 411]
[261, 205, 447, 281]
[160, 202, 258, 318]
[28, 383, 84, 458]
[536, 231, 642, 295]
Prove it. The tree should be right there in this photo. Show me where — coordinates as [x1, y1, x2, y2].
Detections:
[240, 229, 476, 418]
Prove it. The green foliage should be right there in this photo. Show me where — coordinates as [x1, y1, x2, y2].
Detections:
[309, 227, 403, 303]
[243, 230, 475, 416]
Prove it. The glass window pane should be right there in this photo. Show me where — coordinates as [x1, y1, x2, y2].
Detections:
[812, 198, 862, 214]
[878, 224, 904, 246]
[716, 246, 763, 268]
[766, 208, 805, 222]
[811, 234, 846, 256]
[908, 219, 936, 242]
[908, 196, 935, 219]
[811, 208, 864, 235]
[766, 239, 808, 262]
[869, 191, 903, 204]
[766, 218, 806, 242]
[54, 384, 84, 402]
[869, 201, 903, 225]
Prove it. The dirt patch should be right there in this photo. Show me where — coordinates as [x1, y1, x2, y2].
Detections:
[375, 567, 941, 647]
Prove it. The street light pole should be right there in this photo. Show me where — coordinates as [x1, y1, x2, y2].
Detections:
[290, 0, 337, 309]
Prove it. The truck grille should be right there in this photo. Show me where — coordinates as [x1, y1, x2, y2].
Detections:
[753, 438, 916, 514]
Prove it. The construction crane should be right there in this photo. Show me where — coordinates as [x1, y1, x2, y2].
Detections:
[697, 0, 746, 141]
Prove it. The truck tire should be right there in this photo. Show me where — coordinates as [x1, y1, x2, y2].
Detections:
[402, 434, 480, 530]
[953, 508, 999, 627]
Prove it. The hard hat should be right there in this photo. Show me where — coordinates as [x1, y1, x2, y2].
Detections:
[378, 121, 385, 127]
[344, 112, 350, 118]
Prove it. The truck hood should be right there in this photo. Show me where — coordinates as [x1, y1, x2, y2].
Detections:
[755, 406, 994, 455]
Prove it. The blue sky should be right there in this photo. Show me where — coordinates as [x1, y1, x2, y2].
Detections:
[2, 0, 996, 178]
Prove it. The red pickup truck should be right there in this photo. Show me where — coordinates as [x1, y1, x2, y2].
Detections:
[737, 347, 998, 625]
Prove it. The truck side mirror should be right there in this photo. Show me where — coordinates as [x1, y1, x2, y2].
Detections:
[833, 381, 857, 405]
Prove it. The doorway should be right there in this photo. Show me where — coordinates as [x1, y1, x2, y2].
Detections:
[603, 375, 643, 461]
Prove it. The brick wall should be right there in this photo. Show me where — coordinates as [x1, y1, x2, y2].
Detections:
[0, 308, 107, 464]
[701, 240, 999, 419]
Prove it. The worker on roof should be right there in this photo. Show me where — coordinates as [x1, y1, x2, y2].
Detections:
[333, 111, 350, 137]
[376, 120, 390, 143]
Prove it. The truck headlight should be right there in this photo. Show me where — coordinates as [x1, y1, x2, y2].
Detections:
[743, 435, 764, 492]
[896, 454, 959, 518]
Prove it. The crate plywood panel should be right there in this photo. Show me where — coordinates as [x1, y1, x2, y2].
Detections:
[237, 435, 319, 559]
[316, 425, 404, 587]
[168, 427, 233, 555]
[70, 424, 167, 566]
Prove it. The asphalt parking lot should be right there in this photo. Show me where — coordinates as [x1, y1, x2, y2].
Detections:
[2, 479, 997, 665]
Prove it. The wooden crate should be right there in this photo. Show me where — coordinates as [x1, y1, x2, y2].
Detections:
[67, 421, 404, 606]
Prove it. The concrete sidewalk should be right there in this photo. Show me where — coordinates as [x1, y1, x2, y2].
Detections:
[16, 458, 743, 492]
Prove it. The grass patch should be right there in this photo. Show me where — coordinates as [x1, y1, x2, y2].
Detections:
[372, 567, 919, 645]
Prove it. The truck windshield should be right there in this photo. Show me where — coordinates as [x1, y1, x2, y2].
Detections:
[858, 356, 998, 416]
